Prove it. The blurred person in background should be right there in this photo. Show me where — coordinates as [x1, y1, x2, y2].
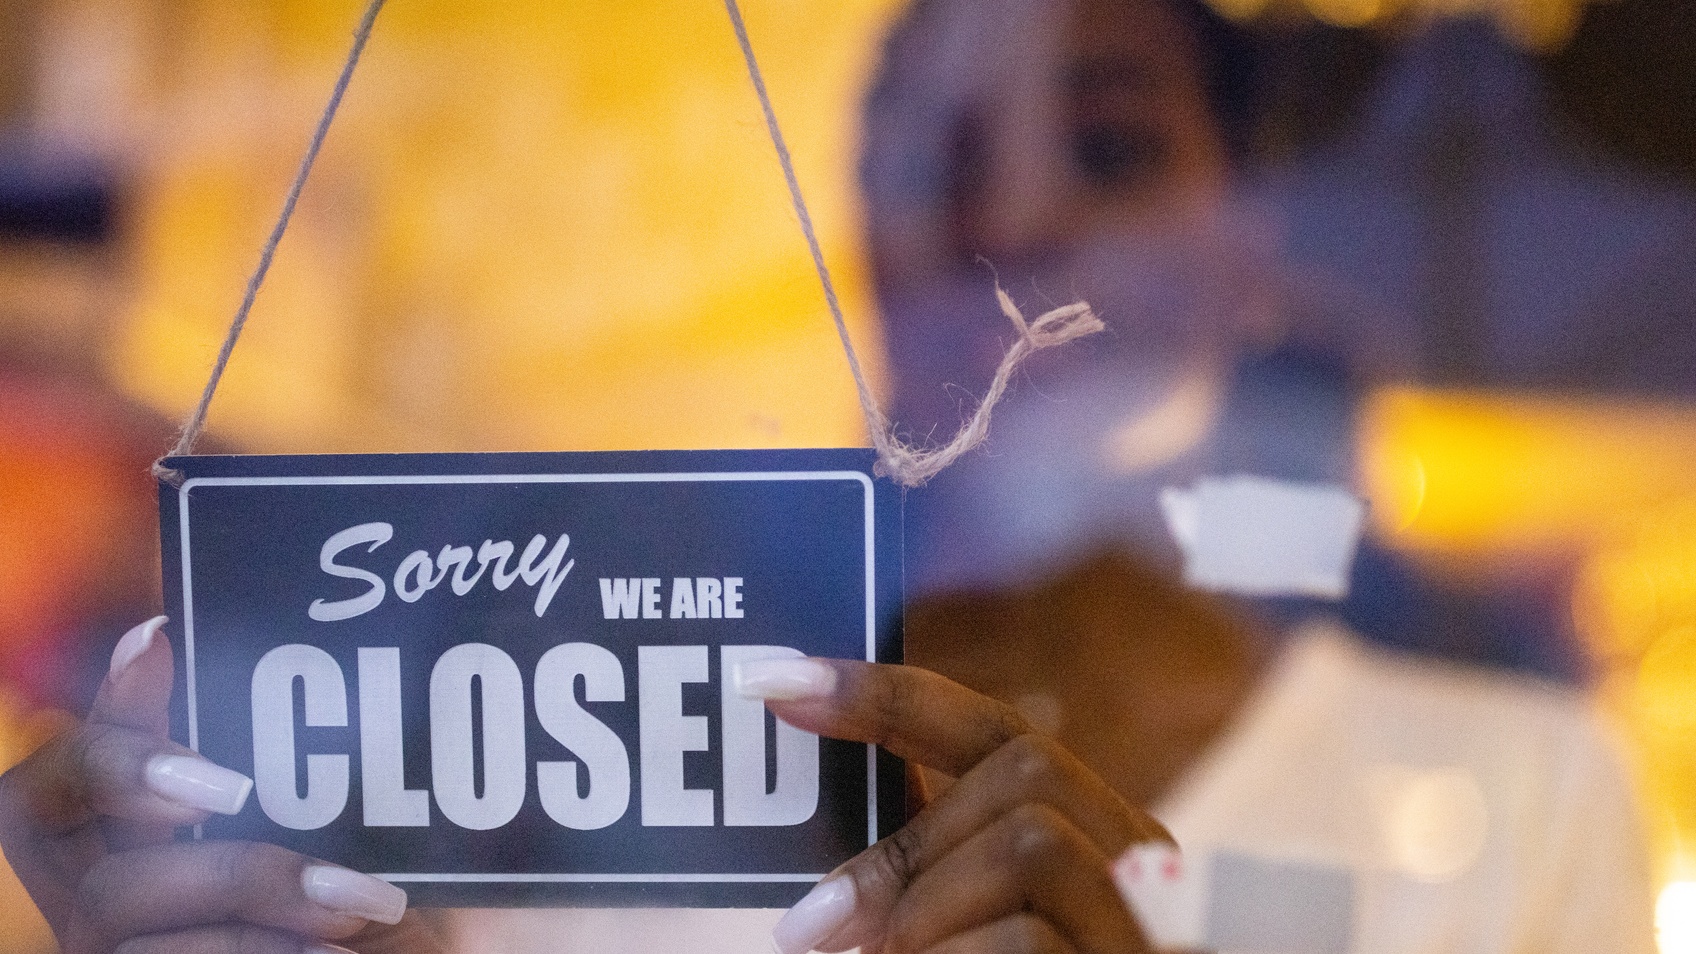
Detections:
[863, 0, 1656, 949]
[867, 0, 1657, 680]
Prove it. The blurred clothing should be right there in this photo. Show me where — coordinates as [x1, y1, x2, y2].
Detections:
[899, 541, 1650, 953]
[1160, 623, 1655, 954]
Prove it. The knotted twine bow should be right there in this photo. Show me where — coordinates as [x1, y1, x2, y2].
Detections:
[860, 291, 1102, 485]
[153, 0, 1103, 489]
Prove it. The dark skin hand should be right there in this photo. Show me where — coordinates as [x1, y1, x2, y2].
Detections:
[0, 619, 445, 954]
[2, 607, 1181, 954]
[753, 657, 1176, 954]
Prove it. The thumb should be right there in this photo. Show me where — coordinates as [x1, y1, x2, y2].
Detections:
[90, 616, 175, 735]
[90, 618, 223, 853]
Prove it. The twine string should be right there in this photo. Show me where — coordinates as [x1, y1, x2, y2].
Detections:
[720, 0, 1102, 487]
[152, 0, 388, 486]
[156, 0, 1103, 490]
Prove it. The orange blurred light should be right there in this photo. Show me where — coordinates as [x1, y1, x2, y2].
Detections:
[1360, 388, 1696, 555]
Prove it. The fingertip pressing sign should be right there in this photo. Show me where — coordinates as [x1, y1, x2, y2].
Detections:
[1114, 845, 1357, 954]
[159, 449, 904, 907]
[1114, 844, 1206, 951]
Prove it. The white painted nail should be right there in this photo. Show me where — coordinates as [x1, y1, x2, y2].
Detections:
[733, 659, 837, 701]
[772, 876, 856, 954]
[144, 754, 253, 815]
[110, 616, 167, 680]
[307, 945, 359, 954]
[303, 865, 408, 925]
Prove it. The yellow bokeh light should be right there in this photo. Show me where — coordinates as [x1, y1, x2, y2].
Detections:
[1203, 0, 1593, 52]
[108, 0, 904, 457]
[1303, 0, 1386, 28]
[1494, 0, 1583, 51]
[1574, 499, 1696, 662]
[1638, 627, 1696, 736]
[1360, 389, 1696, 555]
[1660, 882, 1696, 954]
[1574, 549, 1665, 662]
[1361, 440, 1428, 534]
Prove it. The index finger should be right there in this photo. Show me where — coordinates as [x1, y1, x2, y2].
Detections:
[0, 722, 253, 937]
[735, 659, 1031, 777]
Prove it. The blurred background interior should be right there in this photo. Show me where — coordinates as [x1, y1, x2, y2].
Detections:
[1, 0, 1695, 950]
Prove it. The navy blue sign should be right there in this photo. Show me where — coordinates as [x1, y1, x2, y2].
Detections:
[158, 450, 904, 907]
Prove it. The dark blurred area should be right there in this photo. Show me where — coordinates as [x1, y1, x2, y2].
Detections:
[0, 153, 112, 245]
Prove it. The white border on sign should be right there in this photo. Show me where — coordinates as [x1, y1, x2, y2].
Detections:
[178, 470, 879, 886]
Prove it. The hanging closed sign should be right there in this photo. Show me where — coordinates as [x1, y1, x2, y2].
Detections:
[159, 448, 903, 907]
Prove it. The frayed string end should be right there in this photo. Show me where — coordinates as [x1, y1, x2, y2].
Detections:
[870, 287, 1102, 488]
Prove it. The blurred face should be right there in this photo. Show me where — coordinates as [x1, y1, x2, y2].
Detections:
[937, 0, 1228, 274]
[873, 0, 1282, 575]
[876, 0, 1273, 804]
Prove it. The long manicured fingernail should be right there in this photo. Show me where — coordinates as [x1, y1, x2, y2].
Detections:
[303, 865, 409, 925]
[110, 616, 167, 680]
[144, 754, 253, 815]
[734, 659, 837, 701]
[772, 876, 856, 954]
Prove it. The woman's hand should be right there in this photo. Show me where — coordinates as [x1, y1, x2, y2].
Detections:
[736, 658, 1169, 954]
[0, 617, 442, 954]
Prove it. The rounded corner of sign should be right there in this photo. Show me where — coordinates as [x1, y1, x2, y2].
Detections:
[814, 469, 875, 496]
